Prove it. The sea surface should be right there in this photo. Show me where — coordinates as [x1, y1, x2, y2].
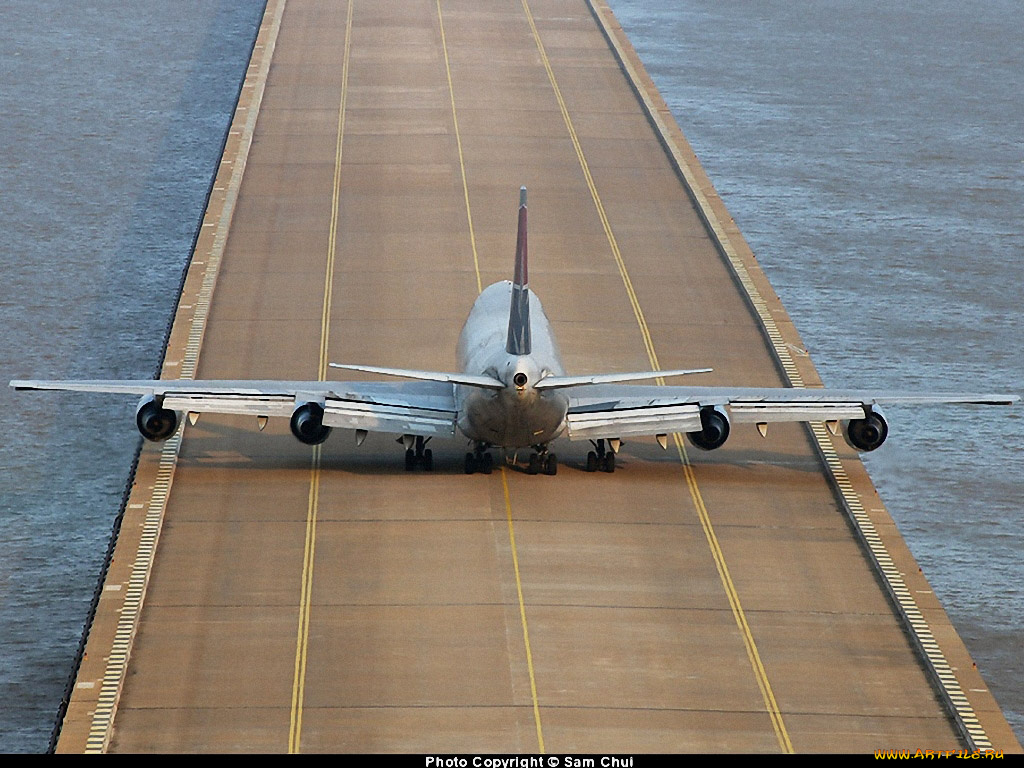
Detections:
[0, 0, 1019, 752]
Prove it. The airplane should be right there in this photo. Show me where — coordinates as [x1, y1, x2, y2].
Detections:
[11, 187, 1018, 476]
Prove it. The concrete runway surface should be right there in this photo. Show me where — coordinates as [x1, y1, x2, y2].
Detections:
[55, 0, 1020, 754]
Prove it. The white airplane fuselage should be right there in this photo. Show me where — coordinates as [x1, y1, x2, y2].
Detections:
[456, 281, 568, 448]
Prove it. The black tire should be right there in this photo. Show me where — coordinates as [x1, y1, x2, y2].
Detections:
[544, 454, 557, 476]
[602, 452, 615, 473]
[586, 451, 598, 472]
[527, 454, 540, 475]
[464, 452, 476, 474]
[480, 453, 492, 474]
[422, 449, 433, 471]
[405, 449, 416, 471]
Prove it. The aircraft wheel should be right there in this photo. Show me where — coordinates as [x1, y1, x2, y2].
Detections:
[480, 452, 493, 474]
[602, 452, 615, 473]
[464, 452, 476, 475]
[544, 454, 557, 476]
[422, 449, 433, 471]
[405, 449, 416, 471]
[527, 454, 540, 475]
[586, 451, 598, 472]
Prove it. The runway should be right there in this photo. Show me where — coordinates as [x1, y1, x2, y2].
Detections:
[54, 0, 1020, 753]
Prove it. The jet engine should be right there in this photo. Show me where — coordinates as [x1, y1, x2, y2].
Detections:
[687, 405, 731, 451]
[135, 396, 179, 442]
[290, 402, 332, 445]
[843, 405, 888, 452]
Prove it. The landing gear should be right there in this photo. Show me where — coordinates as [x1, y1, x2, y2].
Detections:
[404, 436, 433, 471]
[585, 439, 616, 473]
[464, 443, 494, 475]
[526, 446, 557, 476]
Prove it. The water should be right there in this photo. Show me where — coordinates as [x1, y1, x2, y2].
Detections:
[0, 0, 267, 752]
[607, 0, 1023, 741]
[0, 0, 1019, 752]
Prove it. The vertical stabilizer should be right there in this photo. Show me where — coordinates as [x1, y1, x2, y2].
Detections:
[506, 187, 532, 355]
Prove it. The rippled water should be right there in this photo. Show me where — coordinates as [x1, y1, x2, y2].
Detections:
[0, 0, 1019, 753]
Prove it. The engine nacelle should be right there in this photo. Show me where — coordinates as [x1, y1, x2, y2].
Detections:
[843, 405, 889, 452]
[135, 396, 179, 442]
[290, 402, 332, 445]
[686, 405, 731, 451]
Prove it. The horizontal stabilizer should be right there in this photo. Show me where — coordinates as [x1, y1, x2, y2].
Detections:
[329, 363, 504, 390]
[534, 368, 713, 390]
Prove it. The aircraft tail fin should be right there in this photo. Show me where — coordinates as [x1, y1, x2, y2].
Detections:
[506, 186, 532, 356]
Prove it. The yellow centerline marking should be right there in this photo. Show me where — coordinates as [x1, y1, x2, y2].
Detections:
[438, 1, 544, 751]
[288, 0, 353, 753]
[520, 0, 793, 752]
[289, 445, 321, 752]
[501, 468, 546, 753]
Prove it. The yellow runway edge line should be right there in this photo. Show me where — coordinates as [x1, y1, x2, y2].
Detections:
[438, 0, 483, 296]
[289, 0, 354, 753]
[519, 0, 793, 752]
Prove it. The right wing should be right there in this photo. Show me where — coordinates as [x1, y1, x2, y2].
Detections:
[564, 383, 1018, 441]
[10, 378, 459, 438]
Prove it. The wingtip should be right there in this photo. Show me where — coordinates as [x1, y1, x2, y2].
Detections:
[519, 186, 527, 207]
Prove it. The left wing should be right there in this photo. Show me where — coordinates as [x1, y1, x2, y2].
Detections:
[10, 378, 459, 439]
[565, 383, 1018, 449]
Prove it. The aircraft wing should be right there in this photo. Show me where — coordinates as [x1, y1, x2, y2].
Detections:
[564, 383, 1018, 441]
[10, 379, 459, 437]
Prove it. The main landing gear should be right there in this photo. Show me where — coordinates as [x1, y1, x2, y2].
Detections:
[526, 446, 557, 476]
[464, 443, 494, 475]
[585, 439, 616, 473]
[404, 436, 433, 471]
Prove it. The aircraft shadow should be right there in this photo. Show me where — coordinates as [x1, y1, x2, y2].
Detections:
[172, 421, 831, 477]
